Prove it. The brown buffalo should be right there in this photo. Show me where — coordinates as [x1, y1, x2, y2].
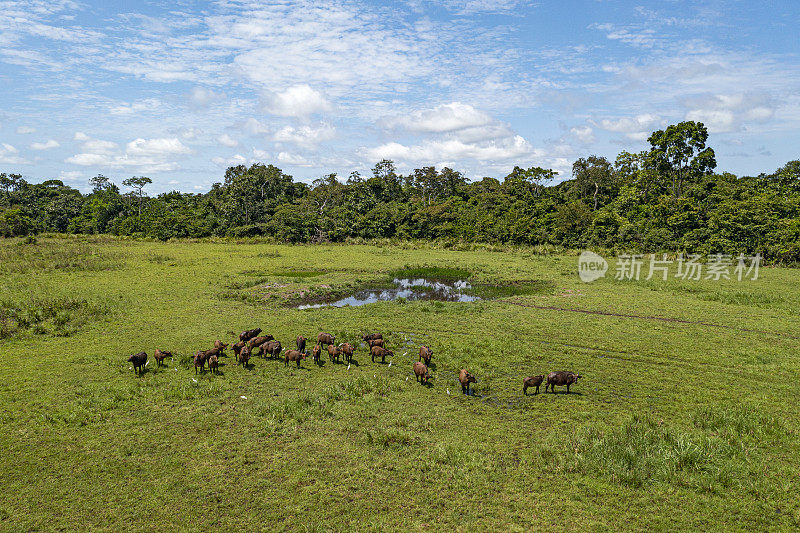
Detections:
[317, 332, 336, 347]
[239, 328, 262, 342]
[296, 335, 307, 353]
[284, 349, 307, 368]
[261, 340, 282, 359]
[545, 371, 581, 394]
[238, 345, 251, 367]
[362, 333, 382, 342]
[367, 338, 384, 349]
[153, 348, 172, 367]
[312, 344, 322, 365]
[214, 340, 228, 352]
[208, 354, 219, 374]
[371, 346, 393, 363]
[193, 351, 207, 374]
[458, 369, 477, 394]
[249, 335, 274, 349]
[413, 362, 430, 384]
[340, 342, 354, 364]
[418, 345, 433, 366]
[327, 344, 341, 363]
[523, 375, 544, 395]
[128, 352, 147, 374]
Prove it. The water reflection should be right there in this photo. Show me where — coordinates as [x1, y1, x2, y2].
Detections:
[297, 278, 480, 309]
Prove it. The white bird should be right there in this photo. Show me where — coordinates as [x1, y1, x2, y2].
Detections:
[374, 374, 376, 378]
[402, 352, 407, 357]
[405, 377, 409, 381]
[447, 388, 450, 395]
[347, 364, 351, 371]
[388, 361, 392, 367]
[192, 378, 198, 383]
[240, 396, 247, 400]
[128, 366, 132, 370]
[145, 360, 149, 367]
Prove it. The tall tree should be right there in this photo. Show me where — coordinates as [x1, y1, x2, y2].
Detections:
[647, 121, 716, 198]
[572, 156, 615, 210]
[122, 176, 152, 216]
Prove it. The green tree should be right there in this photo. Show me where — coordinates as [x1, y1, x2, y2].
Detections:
[647, 121, 716, 198]
[122, 176, 152, 217]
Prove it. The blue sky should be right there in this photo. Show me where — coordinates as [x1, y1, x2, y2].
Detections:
[1, 0, 798, 193]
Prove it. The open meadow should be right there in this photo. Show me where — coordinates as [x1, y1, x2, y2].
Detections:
[1, 236, 799, 531]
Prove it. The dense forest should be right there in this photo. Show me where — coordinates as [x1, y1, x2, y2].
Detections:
[1, 121, 798, 262]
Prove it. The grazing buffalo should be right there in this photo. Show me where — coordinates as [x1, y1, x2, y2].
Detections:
[327, 344, 341, 363]
[128, 352, 147, 374]
[208, 354, 219, 374]
[312, 344, 322, 365]
[238, 345, 251, 367]
[419, 345, 433, 366]
[214, 340, 228, 352]
[261, 340, 282, 359]
[193, 351, 207, 374]
[545, 371, 581, 394]
[153, 348, 172, 367]
[367, 338, 384, 349]
[413, 362, 430, 384]
[362, 333, 383, 342]
[284, 349, 307, 368]
[239, 328, 262, 342]
[340, 343, 354, 364]
[232, 341, 247, 357]
[296, 336, 307, 353]
[523, 375, 544, 395]
[317, 332, 336, 347]
[249, 335, 273, 349]
[458, 369, 477, 395]
[371, 346, 393, 363]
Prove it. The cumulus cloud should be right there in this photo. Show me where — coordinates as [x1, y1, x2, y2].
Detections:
[273, 123, 335, 149]
[683, 93, 775, 133]
[211, 154, 248, 167]
[366, 135, 534, 164]
[109, 98, 162, 115]
[0, 143, 28, 164]
[216, 134, 239, 147]
[382, 102, 493, 133]
[66, 137, 191, 172]
[189, 86, 223, 108]
[73, 132, 90, 142]
[31, 139, 60, 150]
[262, 85, 332, 118]
[16, 126, 36, 134]
[594, 113, 662, 141]
[570, 125, 595, 144]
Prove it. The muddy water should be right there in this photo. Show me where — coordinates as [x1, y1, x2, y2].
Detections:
[297, 278, 480, 309]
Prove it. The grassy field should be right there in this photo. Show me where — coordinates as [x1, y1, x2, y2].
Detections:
[1, 236, 799, 531]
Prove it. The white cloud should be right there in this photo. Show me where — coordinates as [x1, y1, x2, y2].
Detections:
[263, 85, 332, 118]
[595, 114, 662, 140]
[0, 143, 28, 164]
[73, 132, 90, 142]
[31, 139, 60, 150]
[16, 126, 36, 134]
[683, 93, 775, 133]
[276, 152, 314, 167]
[212, 154, 248, 167]
[273, 123, 335, 148]
[216, 134, 239, 147]
[109, 98, 162, 115]
[189, 86, 223, 107]
[366, 135, 534, 164]
[570, 125, 595, 144]
[66, 137, 191, 172]
[382, 102, 494, 133]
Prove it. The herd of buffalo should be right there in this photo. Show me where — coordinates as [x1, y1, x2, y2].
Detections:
[127, 328, 582, 395]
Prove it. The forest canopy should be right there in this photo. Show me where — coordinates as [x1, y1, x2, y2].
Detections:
[2, 122, 799, 262]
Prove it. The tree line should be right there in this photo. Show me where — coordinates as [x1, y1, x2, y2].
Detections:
[1, 121, 798, 262]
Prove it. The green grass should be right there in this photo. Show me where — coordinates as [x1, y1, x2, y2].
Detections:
[1, 237, 799, 531]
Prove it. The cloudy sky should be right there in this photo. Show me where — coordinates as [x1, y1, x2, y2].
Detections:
[1, 0, 798, 193]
